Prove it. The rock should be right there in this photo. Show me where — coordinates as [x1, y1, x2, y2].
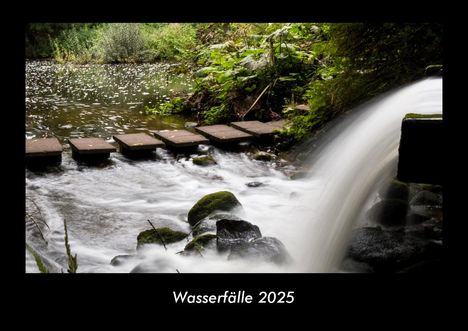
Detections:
[246, 181, 263, 188]
[228, 237, 291, 265]
[366, 199, 408, 226]
[406, 212, 430, 225]
[289, 170, 309, 180]
[110, 254, 134, 266]
[410, 190, 442, 207]
[184, 122, 198, 128]
[340, 258, 374, 273]
[424, 64, 443, 76]
[346, 227, 430, 272]
[136, 227, 188, 249]
[192, 155, 217, 166]
[379, 179, 409, 201]
[216, 219, 261, 252]
[253, 151, 274, 161]
[192, 213, 243, 236]
[397, 115, 443, 184]
[184, 234, 217, 253]
[187, 191, 242, 226]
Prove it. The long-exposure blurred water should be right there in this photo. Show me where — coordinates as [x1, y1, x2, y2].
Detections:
[25, 61, 442, 273]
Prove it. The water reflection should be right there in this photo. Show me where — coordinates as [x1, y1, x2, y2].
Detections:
[26, 61, 195, 142]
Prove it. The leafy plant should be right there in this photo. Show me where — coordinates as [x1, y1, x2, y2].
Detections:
[26, 243, 49, 273]
[63, 219, 78, 273]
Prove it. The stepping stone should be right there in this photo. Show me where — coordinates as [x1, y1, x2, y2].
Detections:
[230, 120, 282, 138]
[195, 124, 252, 143]
[265, 119, 288, 129]
[152, 129, 209, 148]
[68, 137, 116, 161]
[26, 137, 63, 166]
[113, 133, 165, 154]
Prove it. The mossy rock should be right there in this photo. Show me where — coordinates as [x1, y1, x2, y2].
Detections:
[137, 227, 188, 249]
[379, 179, 409, 201]
[404, 113, 443, 120]
[192, 155, 217, 166]
[184, 234, 217, 252]
[187, 191, 242, 226]
[253, 151, 274, 161]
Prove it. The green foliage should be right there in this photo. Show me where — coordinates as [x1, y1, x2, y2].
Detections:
[63, 219, 78, 273]
[51, 24, 99, 63]
[141, 23, 197, 61]
[145, 97, 188, 115]
[26, 243, 49, 273]
[97, 23, 145, 63]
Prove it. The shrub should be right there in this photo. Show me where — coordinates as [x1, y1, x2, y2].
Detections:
[96, 23, 145, 63]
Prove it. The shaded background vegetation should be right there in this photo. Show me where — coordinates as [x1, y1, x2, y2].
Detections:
[25, 23, 442, 148]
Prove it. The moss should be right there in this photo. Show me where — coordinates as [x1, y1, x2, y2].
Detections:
[253, 151, 274, 161]
[192, 155, 217, 166]
[137, 227, 188, 249]
[404, 113, 442, 120]
[187, 191, 242, 226]
[184, 233, 217, 252]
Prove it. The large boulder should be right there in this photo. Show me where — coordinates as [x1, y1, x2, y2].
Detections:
[379, 179, 409, 201]
[366, 199, 408, 226]
[410, 190, 442, 207]
[346, 227, 435, 272]
[216, 219, 261, 252]
[228, 237, 291, 265]
[136, 227, 188, 249]
[187, 191, 242, 226]
[192, 213, 243, 237]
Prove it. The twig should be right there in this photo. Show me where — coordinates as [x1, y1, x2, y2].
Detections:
[26, 196, 49, 229]
[241, 82, 273, 120]
[26, 212, 48, 245]
[147, 220, 167, 251]
[176, 269, 180, 273]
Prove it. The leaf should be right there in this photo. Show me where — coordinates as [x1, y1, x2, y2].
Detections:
[26, 243, 49, 273]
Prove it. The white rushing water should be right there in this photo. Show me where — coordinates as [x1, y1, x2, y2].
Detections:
[25, 78, 442, 273]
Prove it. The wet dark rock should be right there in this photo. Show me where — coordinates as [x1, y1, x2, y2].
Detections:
[340, 258, 374, 273]
[406, 212, 430, 225]
[192, 213, 243, 237]
[184, 233, 217, 253]
[228, 237, 291, 265]
[188, 191, 242, 226]
[246, 181, 263, 188]
[379, 179, 409, 201]
[136, 227, 188, 249]
[253, 151, 274, 161]
[346, 226, 437, 272]
[192, 155, 217, 166]
[366, 199, 408, 226]
[216, 219, 261, 252]
[110, 254, 134, 266]
[410, 190, 442, 207]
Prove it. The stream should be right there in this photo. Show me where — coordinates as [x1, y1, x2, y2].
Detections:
[25, 61, 443, 273]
